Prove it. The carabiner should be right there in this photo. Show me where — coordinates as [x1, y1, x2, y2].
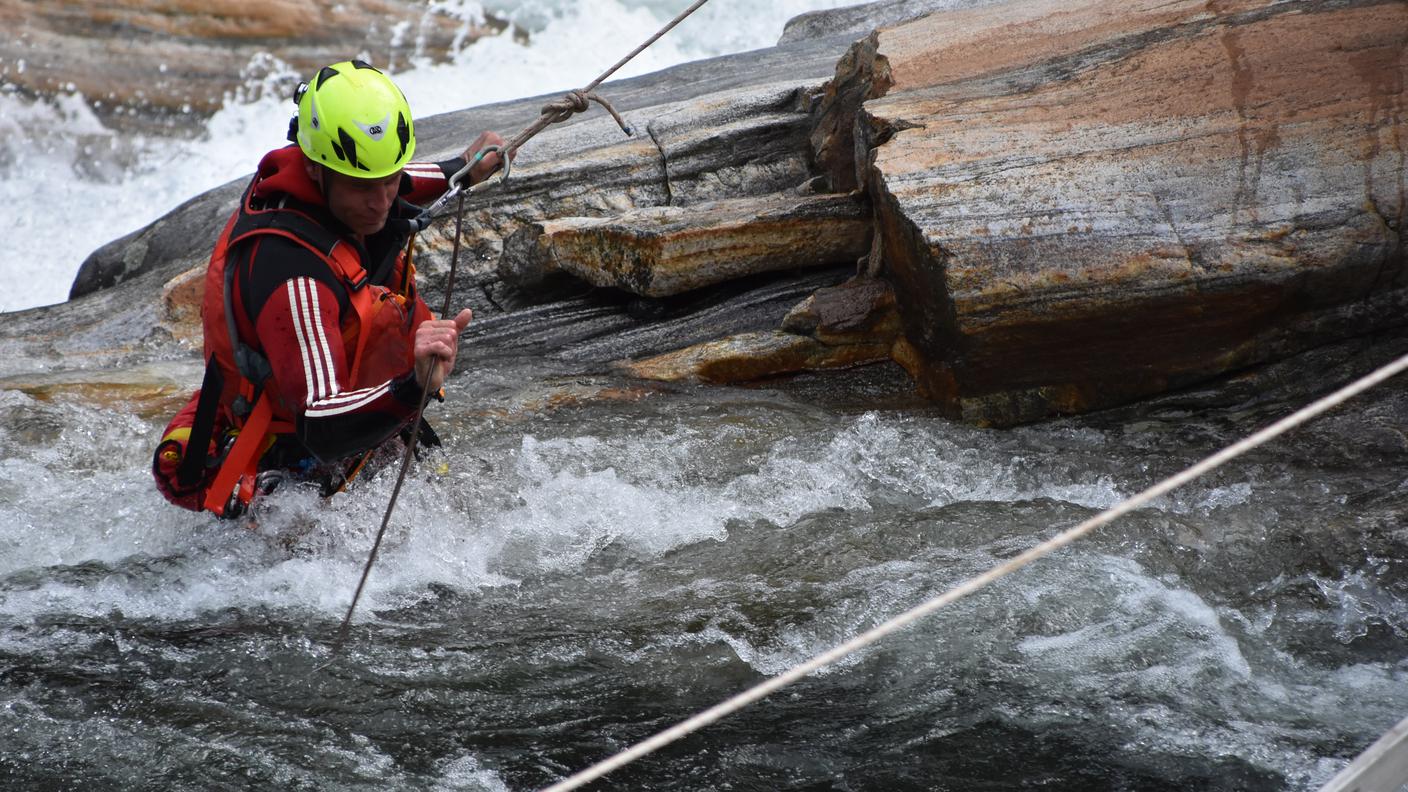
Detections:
[451, 144, 511, 195]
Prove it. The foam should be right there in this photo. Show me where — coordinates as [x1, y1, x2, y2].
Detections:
[1, 0, 855, 313]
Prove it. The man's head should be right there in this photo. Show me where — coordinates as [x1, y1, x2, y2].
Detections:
[308, 166, 402, 237]
[292, 60, 415, 235]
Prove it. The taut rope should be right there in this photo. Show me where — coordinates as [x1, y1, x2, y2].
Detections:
[539, 350, 1408, 792]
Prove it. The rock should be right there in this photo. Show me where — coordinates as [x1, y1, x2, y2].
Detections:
[158, 265, 205, 347]
[833, 0, 1408, 424]
[778, 0, 1001, 45]
[25, 0, 1408, 427]
[69, 182, 243, 301]
[614, 329, 890, 383]
[781, 275, 901, 346]
[619, 275, 901, 384]
[498, 192, 870, 298]
[0, 0, 504, 130]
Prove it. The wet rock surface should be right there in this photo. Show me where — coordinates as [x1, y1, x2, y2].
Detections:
[848, 0, 1408, 423]
[0, 0, 502, 129]
[499, 192, 870, 298]
[16, 0, 1408, 423]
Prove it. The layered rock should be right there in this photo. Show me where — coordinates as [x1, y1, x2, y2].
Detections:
[618, 275, 901, 381]
[500, 192, 869, 297]
[833, 0, 1408, 423]
[0, 0, 502, 129]
[15, 0, 1408, 426]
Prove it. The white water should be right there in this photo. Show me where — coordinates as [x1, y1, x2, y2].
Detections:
[5, 3, 1407, 787]
[0, 0, 854, 313]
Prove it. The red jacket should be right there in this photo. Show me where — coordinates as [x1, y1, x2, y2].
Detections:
[155, 146, 464, 514]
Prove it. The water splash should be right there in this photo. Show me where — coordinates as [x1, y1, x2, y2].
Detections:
[1, 0, 856, 313]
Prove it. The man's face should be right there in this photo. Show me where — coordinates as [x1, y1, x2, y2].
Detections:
[316, 167, 401, 237]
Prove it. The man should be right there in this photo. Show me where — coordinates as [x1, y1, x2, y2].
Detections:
[153, 59, 505, 517]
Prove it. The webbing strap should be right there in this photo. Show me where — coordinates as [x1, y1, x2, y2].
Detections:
[202, 392, 274, 516]
[176, 356, 224, 488]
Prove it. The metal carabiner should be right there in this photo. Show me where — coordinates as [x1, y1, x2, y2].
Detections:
[456, 143, 511, 195]
[406, 144, 511, 232]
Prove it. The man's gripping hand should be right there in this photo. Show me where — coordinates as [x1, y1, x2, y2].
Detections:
[414, 308, 473, 393]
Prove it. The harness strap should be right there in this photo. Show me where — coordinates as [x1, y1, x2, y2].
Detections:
[176, 356, 224, 488]
[202, 391, 275, 516]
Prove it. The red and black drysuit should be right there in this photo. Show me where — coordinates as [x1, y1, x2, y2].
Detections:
[154, 145, 465, 516]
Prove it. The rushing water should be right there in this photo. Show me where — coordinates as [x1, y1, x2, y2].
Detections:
[3, 349, 1407, 790]
[4, 0, 1408, 789]
[0, 0, 856, 313]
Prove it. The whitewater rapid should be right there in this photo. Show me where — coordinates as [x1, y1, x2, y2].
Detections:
[0, 0, 854, 313]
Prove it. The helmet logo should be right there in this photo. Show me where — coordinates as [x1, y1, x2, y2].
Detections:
[357, 115, 391, 141]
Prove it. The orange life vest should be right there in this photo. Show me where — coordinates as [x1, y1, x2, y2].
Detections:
[181, 169, 424, 516]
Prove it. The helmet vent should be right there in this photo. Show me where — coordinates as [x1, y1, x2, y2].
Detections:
[336, 128, 368, 171]
[315, 66, 339, 89]
[397, 113, 410, 161]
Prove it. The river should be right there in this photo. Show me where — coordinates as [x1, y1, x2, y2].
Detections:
[2, 0, 1407, 789]
[3, 330, 1407, 788]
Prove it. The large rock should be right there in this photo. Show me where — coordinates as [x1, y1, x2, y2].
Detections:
[822, 0, 1408, 424]
[15, 20, 872, 389]
[499, 191, 869, 297]
[19, 0, 1408, 425]
[0, 0, 502, 129]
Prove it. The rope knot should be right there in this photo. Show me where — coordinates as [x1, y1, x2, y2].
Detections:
[530, 88, 633, 140]
[565, 89, 590, 112]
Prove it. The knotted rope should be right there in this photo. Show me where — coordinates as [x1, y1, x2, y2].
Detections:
[441, 0, 713, 196]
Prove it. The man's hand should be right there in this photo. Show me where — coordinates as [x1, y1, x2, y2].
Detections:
[461, 131, 515, 185]
[414, 308, 473, 393]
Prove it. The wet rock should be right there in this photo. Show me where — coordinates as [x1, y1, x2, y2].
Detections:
[498, 192, 870, 297]
[834, 0, 1408, 424]
[781, 275, 901, 346]
[614, 329, 890, 384]
[618, 275, 901, 383]
[778, 0, 1002, 45]
[0, 0, 503, 129]
[25, 0, 1408, 426]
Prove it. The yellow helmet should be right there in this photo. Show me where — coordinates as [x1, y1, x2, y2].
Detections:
[293, 60, 415, 179]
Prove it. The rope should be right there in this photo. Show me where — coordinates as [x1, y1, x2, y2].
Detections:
[417, 0, 711, 228]
[323, 0, 714, 664]
[324, 194, 470, 661]
[501, 0, 712, 153]
[539, 349, 1408, 792]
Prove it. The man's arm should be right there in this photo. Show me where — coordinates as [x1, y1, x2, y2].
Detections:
[400, 131, 510, 204]
[253, 273, 422, 463]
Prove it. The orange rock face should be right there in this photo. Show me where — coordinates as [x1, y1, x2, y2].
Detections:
[0, 0, 501, 125]
[826, 0, 1408, 424]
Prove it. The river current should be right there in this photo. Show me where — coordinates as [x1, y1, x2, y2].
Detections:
[3, 340, 1407, 789]
[3, 0, 1408, 789]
